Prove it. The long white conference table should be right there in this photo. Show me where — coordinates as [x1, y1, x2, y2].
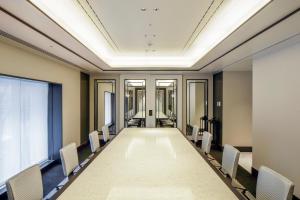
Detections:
[54, 128, 241, 200]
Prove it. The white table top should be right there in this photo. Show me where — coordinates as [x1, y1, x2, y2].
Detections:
[57, 128, 239, 200]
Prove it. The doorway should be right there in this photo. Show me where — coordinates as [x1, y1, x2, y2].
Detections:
[186, 79, 208, 135]
[80, 72, 90, 144]
[155, 80, 177, 128]
[124, 80, 146, 128]
[94, 79, 116, 134]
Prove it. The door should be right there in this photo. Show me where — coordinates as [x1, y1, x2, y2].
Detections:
[213, 72, 223, 148]
[80, 72, 90, 144]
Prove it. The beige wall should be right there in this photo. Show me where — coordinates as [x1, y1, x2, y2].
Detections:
[0, 40, 81, 146]
[253, 41, 300, 197]
[222, 71, 252, 146]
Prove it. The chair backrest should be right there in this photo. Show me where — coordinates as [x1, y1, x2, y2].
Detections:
[102, 125, 110, 142]
[89, 131, 100, 153]
[60, 143, 79, 177]
[6, 164, 43, 200]
[192, 125, 199, 142]
[222, 144, 240, 179]
[256, 166, 294, 200]
[201, 131, 213, 154]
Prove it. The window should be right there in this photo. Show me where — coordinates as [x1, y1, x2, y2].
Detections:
[0, 76, 49, 187]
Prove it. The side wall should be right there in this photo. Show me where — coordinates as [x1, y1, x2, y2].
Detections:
[0, 40, 81, 146]
[222, 71, 252, 147]
[253, 41, 300, 197]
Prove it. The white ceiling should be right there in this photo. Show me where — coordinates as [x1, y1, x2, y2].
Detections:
[0, 0, 299, 73]
[88, 0, 213, 56]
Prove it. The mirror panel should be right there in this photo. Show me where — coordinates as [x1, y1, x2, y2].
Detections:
[124, 80, 146, 128]
[95, 79, 116, 134]
[186, 79, 208, 135]
[155, 80, 177, 128]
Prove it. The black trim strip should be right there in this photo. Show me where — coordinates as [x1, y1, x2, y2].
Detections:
[182, 0, 216, 50]
[198, 7, 300, 71]
[0, 6, 104, 71]
[76, 0, 119, 51]
[84, 0, 119, 51]
[183, 0, 224, 51]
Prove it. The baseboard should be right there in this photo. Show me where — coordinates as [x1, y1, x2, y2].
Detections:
[293, 195, 300, 200]
[41, 160, 60, 173]
[234, 146, 252, 152]
[251, 167, 258, 177]
[77, 141, 89, 151]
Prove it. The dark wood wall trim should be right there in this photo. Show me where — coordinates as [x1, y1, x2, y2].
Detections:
[234, 146, 252, 152]
[80, 72, 90, 144]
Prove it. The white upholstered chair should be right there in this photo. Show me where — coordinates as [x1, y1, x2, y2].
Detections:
[256, 166, 294, 200]
[6, 164, 43, 200]
[102, 125, 110, 142]
[89, 131, 100, 153]
[59, 143, 79, 177]
[201, 131, 213, 154]
[191, 125, 200, 143]
[221, 144, 240, 179]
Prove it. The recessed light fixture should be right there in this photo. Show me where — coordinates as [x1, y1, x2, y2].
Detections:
[30, 0, 271, 68]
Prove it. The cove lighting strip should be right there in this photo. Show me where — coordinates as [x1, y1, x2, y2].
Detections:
[29, 0, 270, 68]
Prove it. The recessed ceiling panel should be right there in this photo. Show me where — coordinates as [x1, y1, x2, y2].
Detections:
[87, 0, 212, 56]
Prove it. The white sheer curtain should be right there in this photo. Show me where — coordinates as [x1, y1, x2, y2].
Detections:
[104, 92, 112, 125]
[0, 76, 48, 186]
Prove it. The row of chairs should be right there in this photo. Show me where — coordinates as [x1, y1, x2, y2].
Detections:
[192, 125, 295, 200]
[5, 126, 111, 200]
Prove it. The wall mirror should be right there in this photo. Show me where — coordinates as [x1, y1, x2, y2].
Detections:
[124, 80, 146, 128]
[94, 79, 116, 134]
[155, 80, 177, 128]
[186, 79, 208, 135]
